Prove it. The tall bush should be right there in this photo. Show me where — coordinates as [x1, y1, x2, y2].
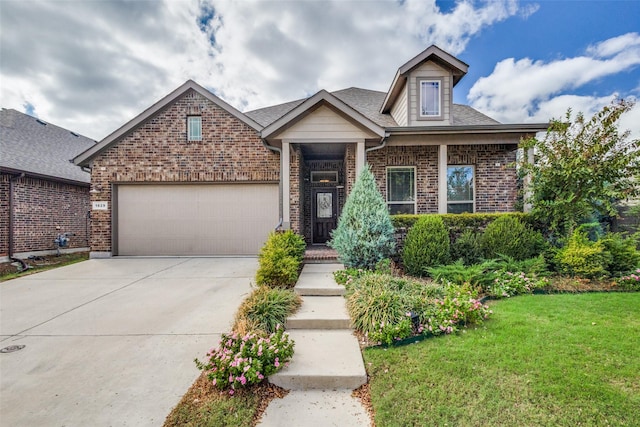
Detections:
[402, 215, 451, 276]
[555, 230, 611, 278]
[481, 215, 545, 261]
[329, 165, 396, 269]
[256, 231, 304, 288]
[600, 232, 640, 275]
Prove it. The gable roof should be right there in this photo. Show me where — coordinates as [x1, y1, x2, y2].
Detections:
[260, 89, 386, 139]
[74, 80, 262, 167]
[381, 45, 469, 113]
[245, 87, 499, 129]
[0, 108, 96, 185]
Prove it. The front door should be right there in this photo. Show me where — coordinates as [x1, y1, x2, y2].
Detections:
[312, 188, 337, 244]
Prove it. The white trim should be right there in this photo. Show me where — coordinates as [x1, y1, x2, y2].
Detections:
[386, 166, 417, 214]
[187, 116, 202, 141]
[282, 141, 291, 228]
[356, 141, 365, 176]
[438, 145, 448, 214]
[446, 164, 475, 213]
[418, 78, 443, 119]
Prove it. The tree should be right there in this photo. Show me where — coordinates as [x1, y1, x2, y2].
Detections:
[328, 165, 396, 269]
[519, 100, 640, 237]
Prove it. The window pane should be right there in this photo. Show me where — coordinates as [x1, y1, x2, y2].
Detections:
[188, 116, 202, 141]
[447, 203, 474, 214]
[387, 168, 415, 202]
[388, 203, 415, 215]
[421, 81, 440, 116]
[447, 166, 474, 202]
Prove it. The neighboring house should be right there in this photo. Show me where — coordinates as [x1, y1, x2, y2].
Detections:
[1, 108, 96, 262]
[74, 45, 548, 258]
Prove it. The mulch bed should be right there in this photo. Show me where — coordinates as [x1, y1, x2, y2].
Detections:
[0, 252, 89, 280]
[352, 382, 375, 427]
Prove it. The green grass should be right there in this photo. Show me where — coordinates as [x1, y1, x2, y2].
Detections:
[0, 252, 89, 282]
[364, 293, 640, 426]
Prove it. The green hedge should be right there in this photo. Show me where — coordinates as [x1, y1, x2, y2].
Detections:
[392, 212, 532, 232]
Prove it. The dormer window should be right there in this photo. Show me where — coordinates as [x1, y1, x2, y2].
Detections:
[419, 78, 442, 119]
[187, 116, 202, 141]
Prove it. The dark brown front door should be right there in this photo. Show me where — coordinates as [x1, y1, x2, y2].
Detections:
[312, 188, 337, 244]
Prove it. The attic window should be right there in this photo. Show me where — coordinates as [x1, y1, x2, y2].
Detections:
[187, 116, 202, 141]
[36, 119, 47, 126]
[419, 79, 442, 118]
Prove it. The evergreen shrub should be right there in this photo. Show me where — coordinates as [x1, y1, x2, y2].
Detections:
[329, 165, 396, 269]
[402, 215, 450, 276]
[481, 215, 545, 261]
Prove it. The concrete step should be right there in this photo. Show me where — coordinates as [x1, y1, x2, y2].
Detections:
[286, 296, 351, 329]
[295, 264, 345, 296]
[269, 330, 367, 390]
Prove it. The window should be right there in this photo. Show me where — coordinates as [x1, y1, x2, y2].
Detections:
[419, 79, 441, 117]
[387, 167, 416, 214]
[311, 171, 338, 183]
[187, 116, 202, 141]
[447, 166, 474, 213]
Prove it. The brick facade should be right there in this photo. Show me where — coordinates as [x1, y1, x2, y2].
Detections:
[0, 173, 90, 257]
[367, 144, 517, 214]
[89, 89, 280, 253]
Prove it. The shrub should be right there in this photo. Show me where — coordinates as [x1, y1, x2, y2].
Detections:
[486, 270, 549, 299]
[345, 273, 444, 337]
[422, 284, 491, 335]
[255, 247, 299, 288]
[402, 215, 451, 276]
[234, 287, 301, 334]
[427, 260, 497, 290]
[616, 269, 640, 291]
[481, 215, 546, 261]
[329, 165, 396, 269]
[195, 327, 294, 393]
[600, 233, 640, 275]
[265, 230, 306, 262]
[555, 230, 612, 278]
[493, 254, 548, 277]
[450, 229, 483, 265]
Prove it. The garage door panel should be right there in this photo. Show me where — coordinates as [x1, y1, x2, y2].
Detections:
[117, 184, 278, 256]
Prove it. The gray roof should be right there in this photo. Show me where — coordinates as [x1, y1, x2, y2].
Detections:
[245, 87, 499, 128]
[0, 108, 96, 184]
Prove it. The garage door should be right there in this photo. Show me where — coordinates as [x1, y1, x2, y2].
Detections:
[116, 184, 279, 256]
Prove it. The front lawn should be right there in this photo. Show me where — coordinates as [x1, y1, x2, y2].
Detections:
[364, 293, 640, 426]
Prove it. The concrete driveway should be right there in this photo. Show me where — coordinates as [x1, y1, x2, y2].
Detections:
[0, 257, 256, 426]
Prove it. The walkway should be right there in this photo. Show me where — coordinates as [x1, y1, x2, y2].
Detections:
[258, 263, 371, 426]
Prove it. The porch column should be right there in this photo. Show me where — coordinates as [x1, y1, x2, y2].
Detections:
[356, 140, 365, 176]
[523, 147, 534, 213]
[438, 144, 448, 214]
[282, 141, 291, 229]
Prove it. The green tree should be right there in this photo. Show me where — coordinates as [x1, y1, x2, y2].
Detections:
[329, 165, 396, 269]
[520, 100, 640, 236]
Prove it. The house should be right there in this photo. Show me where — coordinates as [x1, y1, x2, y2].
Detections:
[1, 108, 96, 262]
[73, 45, 548, 258]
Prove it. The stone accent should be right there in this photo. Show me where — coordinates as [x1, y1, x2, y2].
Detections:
[89, 89, 280, 253]
[0, 173, 90, 257]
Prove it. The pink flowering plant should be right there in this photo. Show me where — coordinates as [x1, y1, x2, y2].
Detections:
[616, 269, 640, 291]
[487, 270, 549, 298]
[194, 325, 294, 392]
[369, 316, 414, 346]
[423, 285, 492, 336]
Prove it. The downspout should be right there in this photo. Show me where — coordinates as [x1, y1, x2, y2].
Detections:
[365, 135, 389, 157]
[261, 139, 284, 229]
[8, 173, 28, 270]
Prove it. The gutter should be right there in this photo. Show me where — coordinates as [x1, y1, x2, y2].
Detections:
[366, 135, 389, 155]
[8, 173, 29, 270]
[386, 123, 549, 136]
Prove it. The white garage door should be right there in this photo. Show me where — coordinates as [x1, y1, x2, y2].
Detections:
[116, 184, 279, 256]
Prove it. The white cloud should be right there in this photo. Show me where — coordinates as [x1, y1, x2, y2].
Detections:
[1, 0, 525, 140]
[467, 32, 640, 138]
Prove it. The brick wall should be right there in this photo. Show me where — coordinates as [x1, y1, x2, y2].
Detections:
[0, 173, 90, 256]
[368, 145, 439, 213]
[0, 174, 9, 257]
[89, 89, 280, 253]
[367, 144, 517, 214]
[289, 146, 302, 234]
[448, 144, 517, 212]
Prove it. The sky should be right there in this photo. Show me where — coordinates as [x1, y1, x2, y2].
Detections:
[1, 0, 639, 141]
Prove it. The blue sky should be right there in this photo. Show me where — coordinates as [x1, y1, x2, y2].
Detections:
[1, 0, 639, 140]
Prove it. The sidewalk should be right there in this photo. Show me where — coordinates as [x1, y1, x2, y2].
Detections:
[258, 264, 371, 426]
